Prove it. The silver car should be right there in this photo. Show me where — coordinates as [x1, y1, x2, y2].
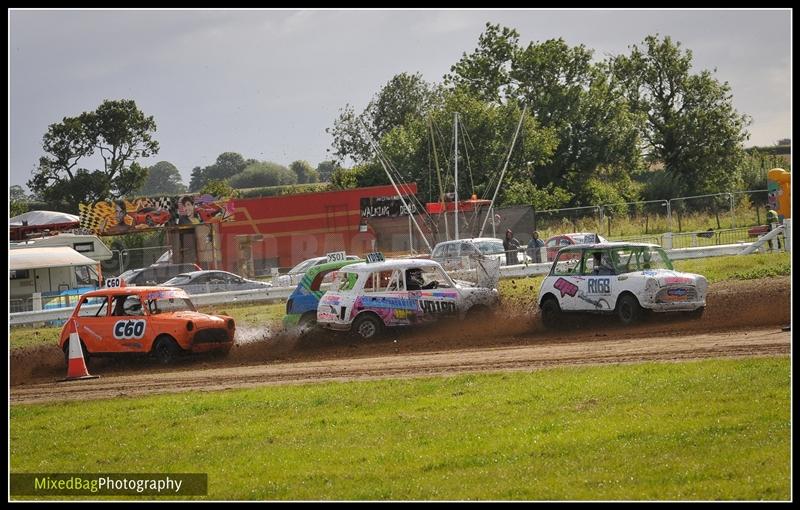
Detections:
[431, 237, 530, 271]
[163, 270, 273, 295]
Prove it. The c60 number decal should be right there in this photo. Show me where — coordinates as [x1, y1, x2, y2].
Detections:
[113, 320, 146, 339]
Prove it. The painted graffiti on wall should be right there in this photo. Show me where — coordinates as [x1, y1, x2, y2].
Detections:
[79, 195, 234, 235]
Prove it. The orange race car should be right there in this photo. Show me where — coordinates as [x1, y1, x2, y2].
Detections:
[58, 286, 235, 365]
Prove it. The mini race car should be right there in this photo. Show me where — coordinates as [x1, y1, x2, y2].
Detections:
[58, 285, 235, 364]
[129, 207, 172, 227]
[282, 257, 363, 335]
[538, 242, 707, 327]
[317, 254, 499, 340]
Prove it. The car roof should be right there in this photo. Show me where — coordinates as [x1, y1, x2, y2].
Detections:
[170, 270, 234, 277]
[305, 258, 364, 276]
[341, 258, 443, 273]
[435, 237, 502, 245]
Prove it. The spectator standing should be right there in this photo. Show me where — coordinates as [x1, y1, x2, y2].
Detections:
[526, 230, 545, 263]
[503, 229, 521, 266]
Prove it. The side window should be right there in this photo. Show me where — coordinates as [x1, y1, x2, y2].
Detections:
[385, 270, 404, 292]
[461, 243, 478, 256]
[77, 296, 108, 317]
[432, 245, 444, 258]
[580, 251, 596, 275]
[444, 243, 458, 257]
[559, 238, 571, 246]
[552, 252, 581, 276]
[123, 295, 144, 316]
[364, 271, 396, 293]
[546, 239, 558, 248]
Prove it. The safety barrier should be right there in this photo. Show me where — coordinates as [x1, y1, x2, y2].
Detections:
[7, 241, 780, 326]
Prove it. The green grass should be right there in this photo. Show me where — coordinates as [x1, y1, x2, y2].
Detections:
[10, 357, 790, 500]
[672, 251, 791, 283]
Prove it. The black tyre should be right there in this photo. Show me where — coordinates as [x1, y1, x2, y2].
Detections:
[617, 294, 643, 325]
[297, 312, 318, 337]
[540, 298, 562, 330]
[152, 337, 180, 364]
[352, 314, 383, 341]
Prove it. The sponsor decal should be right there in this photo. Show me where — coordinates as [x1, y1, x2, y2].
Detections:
[419, 300, 457, 315]
[664, 276, 693, 285]
[146, 290, 190, 301]
[360, 296, 418, 310]
[553, 277, 578, 298]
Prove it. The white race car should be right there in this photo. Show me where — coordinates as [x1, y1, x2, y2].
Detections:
[317, 255, 499, 340]
[538, 242, 707, 327]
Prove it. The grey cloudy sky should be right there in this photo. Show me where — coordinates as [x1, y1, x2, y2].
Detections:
[8, 9, 792, 192]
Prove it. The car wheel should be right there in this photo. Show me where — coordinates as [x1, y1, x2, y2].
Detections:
[466, 305, 492, 322]
[352, 314, 383, 341]
[617, 294, 643, 325]
[152, 337, 180, 364]
[297, 312, 318, 337]
[540, 298, 562, 329]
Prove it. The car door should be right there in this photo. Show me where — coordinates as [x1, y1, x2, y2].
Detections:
[108, 293, 150, 352]
[74, 294, 111, 353]
[370, 269, 416, 326]
[573, 249, 615, 312]
[414, 266, 459, 319]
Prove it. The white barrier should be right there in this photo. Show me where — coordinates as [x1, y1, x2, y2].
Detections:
[6, 242, 776, 326]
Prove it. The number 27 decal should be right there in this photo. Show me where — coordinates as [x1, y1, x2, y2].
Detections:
[113, 320, 146, 339]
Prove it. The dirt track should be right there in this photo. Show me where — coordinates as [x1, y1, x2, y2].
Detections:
[10, 276, 792, 405]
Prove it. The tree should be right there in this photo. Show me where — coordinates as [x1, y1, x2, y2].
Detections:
[612, 35, 751, 196]
[446, 25, 644, 205]
[228, 161, 297, 189]
[327, 72, 443, 165]
[28, 100, 158, 210]
[189, 152, 248, 191]
[10, 185, 29, 216]
[200, 179, 238, 199]
[289, 160, 319, 184]
[315, 160, 339, 182]
[138, 161, 187, 196]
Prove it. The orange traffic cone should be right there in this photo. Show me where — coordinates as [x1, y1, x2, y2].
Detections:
[59, 320, 99, 382]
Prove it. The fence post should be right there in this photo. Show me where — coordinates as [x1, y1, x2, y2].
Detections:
[663, 232, 672, 250]
[32, 292, 42, 311]
[729, 192, 736, 229]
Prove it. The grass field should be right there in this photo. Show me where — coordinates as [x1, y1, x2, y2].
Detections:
[10, 357, 790, 500]
[9, 252, 790, 350]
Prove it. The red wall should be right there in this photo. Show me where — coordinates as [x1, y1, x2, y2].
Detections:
[218, 184, 417, 271]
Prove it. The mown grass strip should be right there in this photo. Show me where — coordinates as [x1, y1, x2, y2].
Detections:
[11, 357, 790, 500]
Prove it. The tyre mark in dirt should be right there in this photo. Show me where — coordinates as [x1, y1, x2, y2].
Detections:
[11, 328, 789, 405]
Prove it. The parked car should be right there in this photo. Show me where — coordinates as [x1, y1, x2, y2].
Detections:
[282, 258, 363, 334]
[431, 237, 529, 270]
[118, 263, 202, 286]
[537, 242, 707, 328]
[59, 286, 235, 364]
[273, 255, 361, 287]
[544, 232, 608, 262]
[164, 270, 273, 294]
[317, 256, 499, 340]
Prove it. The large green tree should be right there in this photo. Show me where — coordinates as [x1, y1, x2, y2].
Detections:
[612, 34, 751, 196]
[138, 161, 187, 196]
[289, 160, 319, 184]
[28, 99, 158, 210]
[228, 161, 297, 188]
[189, 152, 252, 191]
[327, 72, 443, 165]
[446, 24, 644, 206]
